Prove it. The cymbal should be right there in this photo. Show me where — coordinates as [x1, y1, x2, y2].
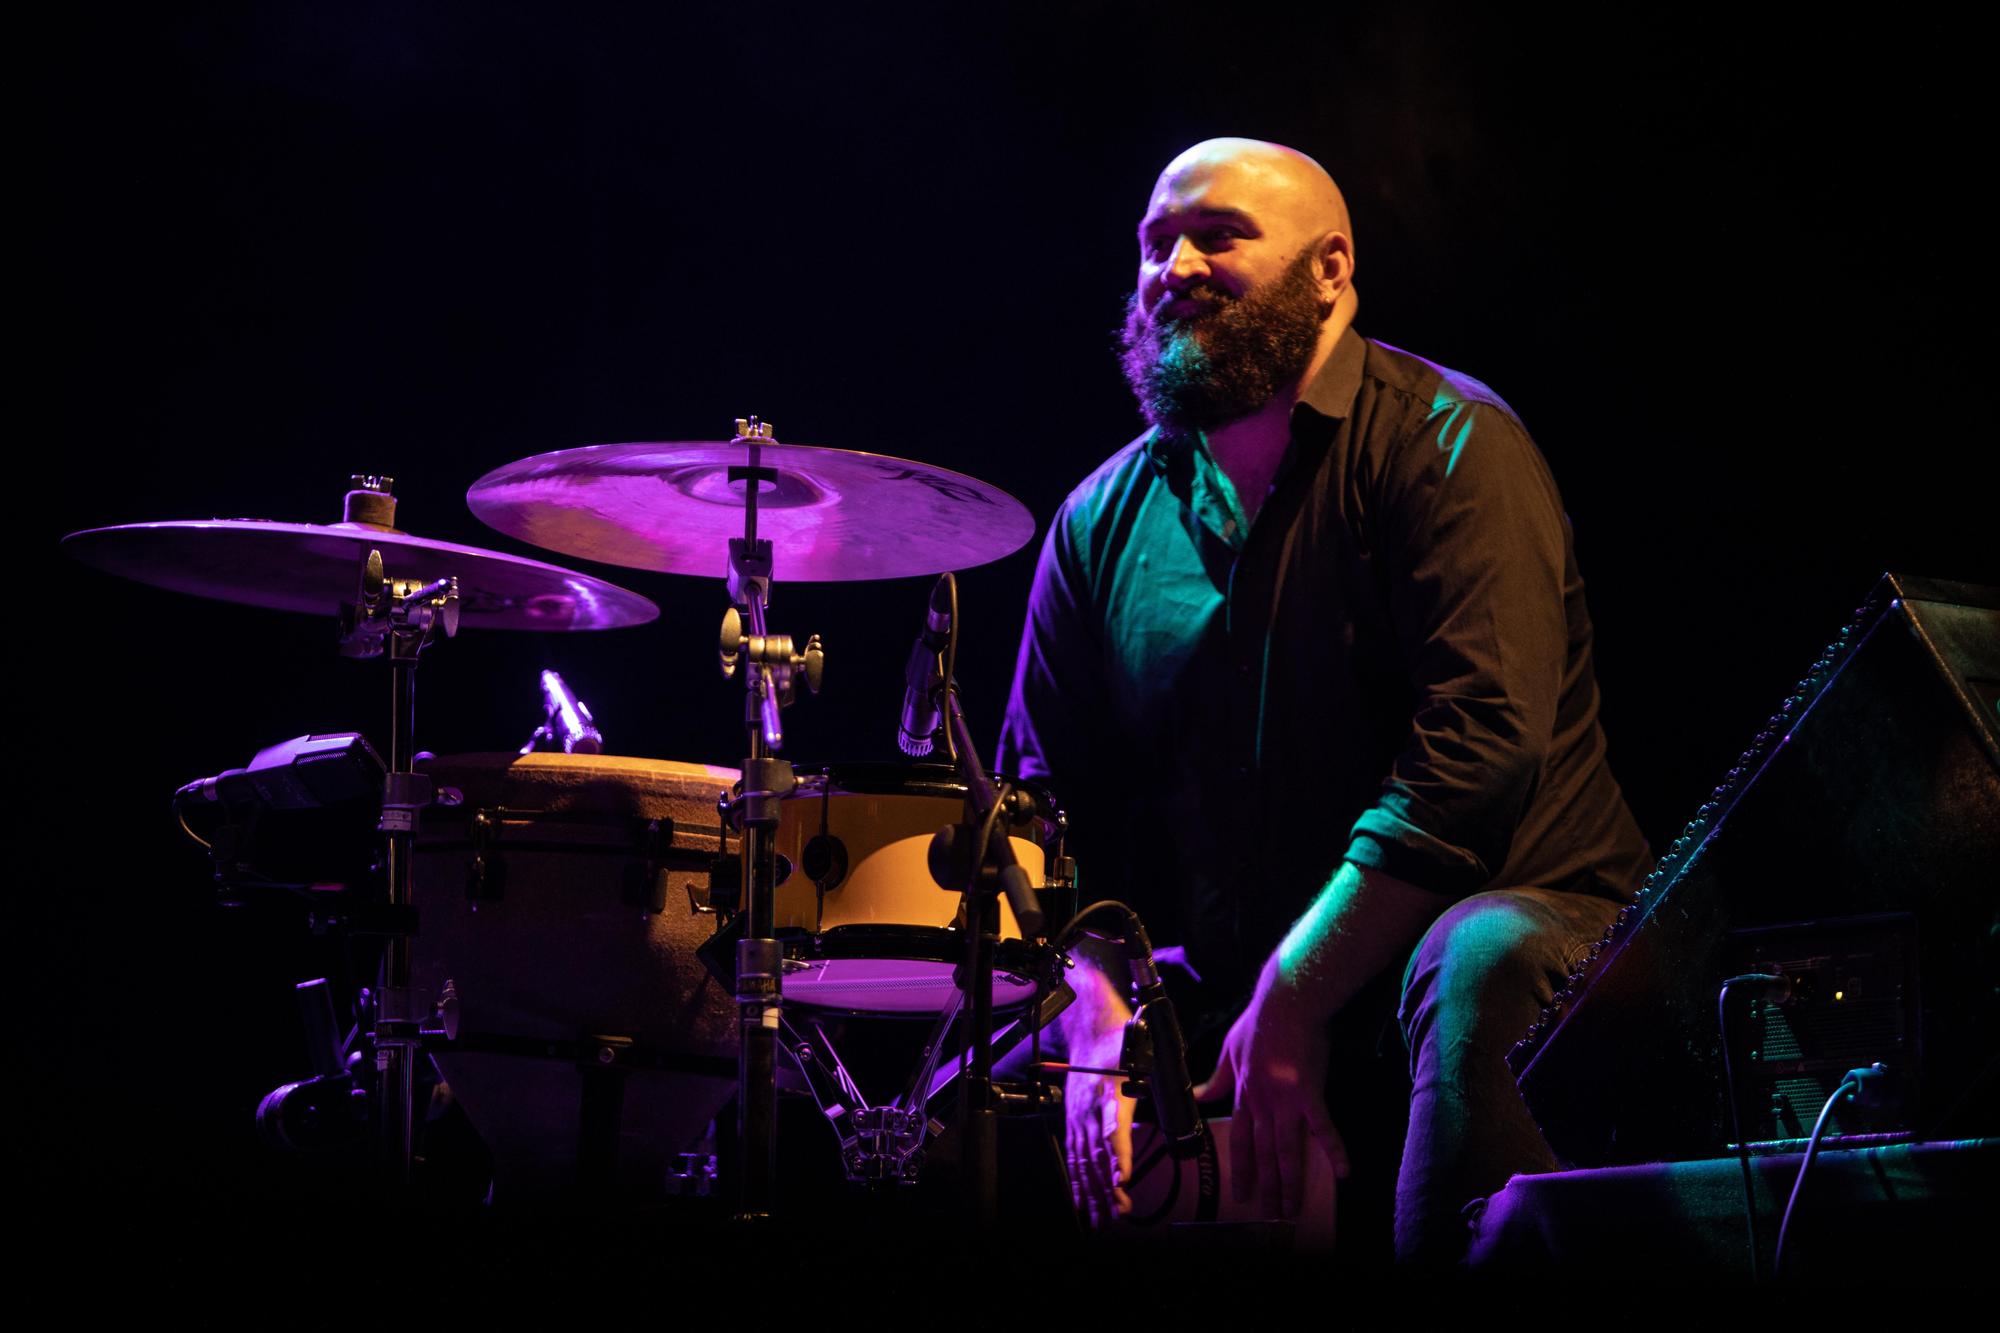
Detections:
[466, 441, 1037, 582]
[61, 520, 660, 631]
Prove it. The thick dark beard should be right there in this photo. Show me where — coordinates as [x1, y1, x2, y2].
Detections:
[1118, 247, 1327, 434]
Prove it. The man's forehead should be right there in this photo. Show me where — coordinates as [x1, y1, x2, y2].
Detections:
[1141, 153, 1291, 227]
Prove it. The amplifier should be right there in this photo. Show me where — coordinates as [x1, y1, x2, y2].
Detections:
[1510, 573, 1999, 1166]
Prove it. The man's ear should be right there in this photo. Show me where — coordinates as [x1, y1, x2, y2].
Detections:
[1317, 230, 1355, 298]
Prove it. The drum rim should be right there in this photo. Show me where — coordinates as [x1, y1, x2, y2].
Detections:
[783, 761, 1067, 846]
[780, 927, 1048, 1015]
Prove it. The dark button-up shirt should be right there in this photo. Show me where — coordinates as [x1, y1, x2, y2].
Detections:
[998, 327, 1651, 999]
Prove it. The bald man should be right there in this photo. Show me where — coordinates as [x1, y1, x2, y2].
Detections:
[998, 139, 1650, 1264]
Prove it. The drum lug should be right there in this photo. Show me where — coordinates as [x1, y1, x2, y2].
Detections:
[425, 979, 461, 1041]
[704, 855, 741, 916]
[465, 809, 504, 902]
[622, 817, 674, 915]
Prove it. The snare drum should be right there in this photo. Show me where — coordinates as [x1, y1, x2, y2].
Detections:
[764, 764, 1067, 1015]
[411, 751, 740, 1200]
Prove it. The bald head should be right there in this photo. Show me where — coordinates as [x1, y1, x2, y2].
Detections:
[1132, 137, 1358, 370]
[1149, 138, 1353, 253]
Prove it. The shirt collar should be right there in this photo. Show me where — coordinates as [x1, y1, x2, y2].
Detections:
[1294, 323, 1366, 426]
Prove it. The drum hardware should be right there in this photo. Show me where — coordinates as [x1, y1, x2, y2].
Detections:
[780, 999, 961, 1183]
[457, 804, 712, 911]
[257, 1066, 367, 1154]
[670, 1158, 720, 1195]
[74, 430, 1062, 1212]
[67, 476, 662, 1187]
[467, 809, 503, 903]
[341, 510, 460, 1186]
[705, 417, 826, 1221]
[256, 978, 365, 1153]
[256, 975, 461, 1156]
[465, 426, 1039, 1215]
[779, 964, 1081, 1183]
[519, 669, 604, 755]
[694, 763, 1069, 1015]
[908, 570, 1065, 1225]
[699, 790, 738, 917]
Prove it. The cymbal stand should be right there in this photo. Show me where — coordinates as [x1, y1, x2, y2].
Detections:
[715, 417, 823, 1220]
[340, 537, 460, 1183]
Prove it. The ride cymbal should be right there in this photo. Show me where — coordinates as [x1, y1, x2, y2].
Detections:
[466, 440, 1036, 582]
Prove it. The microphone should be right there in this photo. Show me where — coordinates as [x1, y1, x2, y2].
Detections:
[538, 669, 603, 754]
[175, 733, 385, 812]
[1123, 919, 1206, 1159]
[897, 575, 954, 757]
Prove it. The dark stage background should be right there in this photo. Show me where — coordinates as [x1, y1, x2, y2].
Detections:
[28, 0, 1992, 1254]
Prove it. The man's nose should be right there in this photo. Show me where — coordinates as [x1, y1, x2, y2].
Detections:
[1162, 235, 1209, 290]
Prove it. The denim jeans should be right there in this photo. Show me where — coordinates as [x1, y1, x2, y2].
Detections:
[1393, 886, 1625, 1265]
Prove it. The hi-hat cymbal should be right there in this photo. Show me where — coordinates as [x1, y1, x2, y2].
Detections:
[466, 441, 1037, 582]
[62, 520, 659, 631]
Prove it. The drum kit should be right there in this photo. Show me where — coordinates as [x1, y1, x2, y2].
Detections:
[62, 417, 1136, 1225]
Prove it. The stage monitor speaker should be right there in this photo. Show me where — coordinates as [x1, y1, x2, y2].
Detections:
[1510, 572, 1999, 1167]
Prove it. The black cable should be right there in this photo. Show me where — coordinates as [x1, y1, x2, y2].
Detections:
[1774, 1072, 1864, 1276]
[1051, 899, 1144, 953]
[1718, 971, 1792, 1281]
[174, 805, 213, 849]
[1126, 1136, 1181, 1226]
[940, 572, 959, 766]
[971, 780, 1011, 889]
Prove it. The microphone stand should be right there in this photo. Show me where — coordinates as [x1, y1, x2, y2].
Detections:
[933, 669, 1047, 1228]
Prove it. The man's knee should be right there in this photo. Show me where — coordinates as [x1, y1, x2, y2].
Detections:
[1397, 889, 1570, 1061]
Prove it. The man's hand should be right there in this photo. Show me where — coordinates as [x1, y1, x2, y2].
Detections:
[1193, 860, 1449, 1219]
[1060, 946, 1136, 1228]
[1193, 957, 1351, 1220]
[1065, 1025, 1136, 1228]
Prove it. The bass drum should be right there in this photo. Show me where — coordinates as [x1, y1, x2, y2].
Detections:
[411, 751, 740, 1202]
[766, 763, 1069, 1015]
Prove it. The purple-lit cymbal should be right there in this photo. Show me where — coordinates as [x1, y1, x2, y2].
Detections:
[61, 520, 659, 631]
[466, 441, 1037, 582]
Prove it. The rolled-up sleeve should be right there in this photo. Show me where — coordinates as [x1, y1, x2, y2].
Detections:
[1342, 399, 1569, 898]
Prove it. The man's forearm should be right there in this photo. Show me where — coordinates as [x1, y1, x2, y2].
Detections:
[1268, 860, 1454, 1023]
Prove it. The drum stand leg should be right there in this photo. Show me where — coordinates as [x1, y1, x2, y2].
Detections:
[780, 997, 966, 1183]
[576, 1052, 630, 1197]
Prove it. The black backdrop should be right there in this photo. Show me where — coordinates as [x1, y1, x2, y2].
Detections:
[28, 1, 1993, 1232]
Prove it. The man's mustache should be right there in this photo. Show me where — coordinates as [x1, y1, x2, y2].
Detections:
[1146, 286, 1234, 330]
